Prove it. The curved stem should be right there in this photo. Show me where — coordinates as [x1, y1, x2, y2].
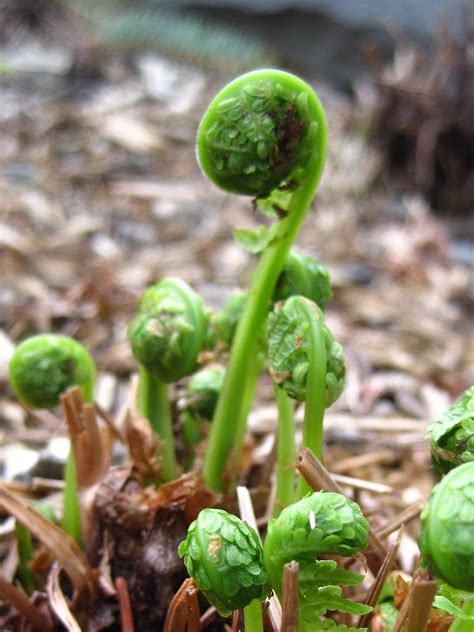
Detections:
[203, 157, 326, 492]
[273, 384, 296, 517]
[243, 599, 264, 632]
[138, 365, 176, 481]
[295, 302, 327, 499]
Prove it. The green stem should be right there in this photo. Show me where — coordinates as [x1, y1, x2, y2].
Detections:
[203, 160, 326, 492]
[231, 357, 262, 483]
[295, 302, 327, 499]
[243, 599, 264, 632]
[138, 365, 177, 481]
[449, 598, 474, 632]
[15, 522, 35, 592]
[273, 384, 296, 517]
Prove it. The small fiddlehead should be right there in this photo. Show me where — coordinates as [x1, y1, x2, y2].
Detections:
[128, 278, 209, 481]
[263, 491, 371, 629]
[185, 365, 226, 421]
[266, 296, 345, 406]
[8, 334, 96, 546]
[273, 250, 333, 308]
[419, 461, 474, 592]
[199, 70, 327, 492]
[9, 334, 95, 409]
[178, 508, 270, 617]
[427, 386, 474, 476]
[267, 296, 345, 497]
[128, 277, 209, 384]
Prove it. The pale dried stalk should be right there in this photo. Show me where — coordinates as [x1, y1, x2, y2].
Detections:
[236, 486, 282, 631]
[47, 562, 81, 632]
[296, 448, 387, 574]
[332, 473, 393, 494]
[331, 449, 396, 473]
[0, 575, 53, 631]
[357, 527, 404, 629]
[280, 561, 299, 632]
[0, 486, 96, 604]
[375, 501, 425, 539]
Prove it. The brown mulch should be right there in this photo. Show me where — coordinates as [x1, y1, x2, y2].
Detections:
[0, 25, 472, 632]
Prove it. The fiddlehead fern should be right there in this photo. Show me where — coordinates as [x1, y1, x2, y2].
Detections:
[8, 334, 96, 545]
[178, 508, 270, 617]
[427, 386, 474, 476]
[263, 491, 371, 630]
[199, 70, 327, 492]
[273, 250, 333, 307]
[128, 277, 209, 481]
[267, 296, 345, 406]
[419, 461, 474, 592]
[128, 277, 209, 384]
[267, 295, 345, 498]
[9, 334, 95, 409]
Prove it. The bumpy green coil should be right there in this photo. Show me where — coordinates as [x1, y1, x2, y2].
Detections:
[9, 334, 95, 409]
[427, 386, 474, 475]
[266, 296, 345, 405]
[197, 70, 321, 198]
[178, 508, 270, 616]
[186, 365, 225, 420]
[273, 251, 332, 308]
[419, 461, 474, 591]
[128, 278, 209, 383]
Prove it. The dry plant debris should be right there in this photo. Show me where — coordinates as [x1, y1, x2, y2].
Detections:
[0, 21, 472, 632]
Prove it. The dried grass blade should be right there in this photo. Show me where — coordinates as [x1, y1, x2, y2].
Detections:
[0, 486, 96, 604]
[47, 562, 81, 632]
[375, 501, 424, 539]
[280, 561, 299, 632]
[0, 575, 53, 631]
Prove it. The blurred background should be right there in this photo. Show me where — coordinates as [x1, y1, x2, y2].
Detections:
[0, 1, 472, 489]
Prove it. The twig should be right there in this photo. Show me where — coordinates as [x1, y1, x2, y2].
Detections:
[391, 569, 436, 632]
[375, 501, 425, 539]
[280, 561, 299, 632]
[115, 577, 135, 632]
[0, 575, 53, 631]
[332, 473, 393, 494]
[296, 448, 387, 574]
[357, 527, 404, 629]
[406, 574, 437, 632]
[200, 606, 217, 629]
[331, 449, 397, 473]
